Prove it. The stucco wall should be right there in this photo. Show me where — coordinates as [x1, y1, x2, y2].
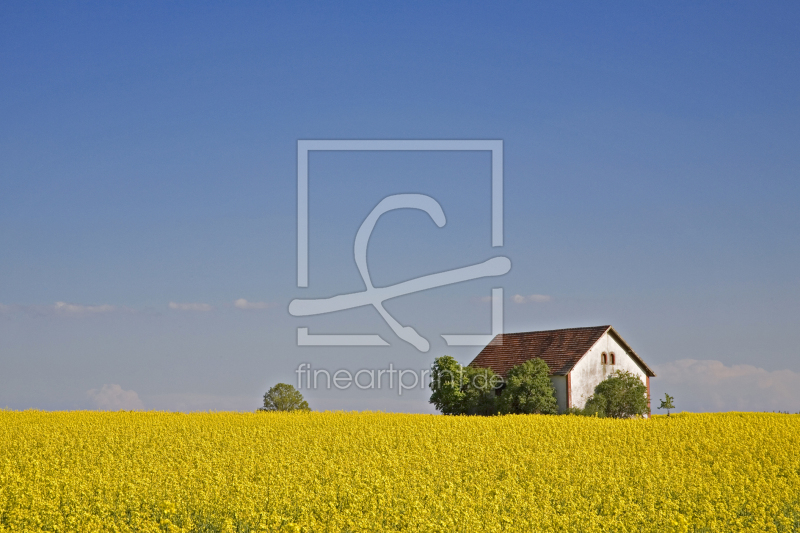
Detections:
[569, 332, 648, 409]
[550, 375, 568, 413]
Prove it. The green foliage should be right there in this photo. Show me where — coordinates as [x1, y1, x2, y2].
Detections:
[462, 366, 502, 416]
[582, 394, 607, 417]
[429, 356, 468, 415]
[430, 356, 560, 416]
[431, 358, 649, 419]
[498, 359, 558, 415]
[658, 393, 675, 416]
[259, 383, 310, 412]
[429, 356, 501, 416]
[582, 370, 649, 418]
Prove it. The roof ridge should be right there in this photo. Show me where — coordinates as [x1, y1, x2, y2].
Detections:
[497, 325, 610, 336]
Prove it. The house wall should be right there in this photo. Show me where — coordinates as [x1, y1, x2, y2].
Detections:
[569, 332, 649, 411]
[550, 375, 568, 413]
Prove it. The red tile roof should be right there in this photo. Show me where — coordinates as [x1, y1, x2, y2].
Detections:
[468, 325, 655, 377]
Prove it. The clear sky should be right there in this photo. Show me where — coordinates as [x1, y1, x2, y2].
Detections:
[2, 1, 799, 413]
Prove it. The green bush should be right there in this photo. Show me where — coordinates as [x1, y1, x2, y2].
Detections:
[579, 370, 649, 418]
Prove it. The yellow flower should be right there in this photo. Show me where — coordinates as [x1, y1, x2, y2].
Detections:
[0, 411, 798, 531]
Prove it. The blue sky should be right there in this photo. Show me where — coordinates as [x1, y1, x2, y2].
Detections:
[1, 1, 799, 413]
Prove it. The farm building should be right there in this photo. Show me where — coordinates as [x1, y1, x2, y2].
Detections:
[469, 325, 655, 413]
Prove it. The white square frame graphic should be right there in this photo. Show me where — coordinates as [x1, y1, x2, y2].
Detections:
[296, 139, 504, 347]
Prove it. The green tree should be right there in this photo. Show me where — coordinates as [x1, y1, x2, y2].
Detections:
[462, 365, 502, 416]
[658, 393, 675, 416]
[429, 356, 468, 415]
[498, 359, 558, 415]
[429, 356, 501, 415]
[583, 370, 649, 418]
[259, 383, 310, 412]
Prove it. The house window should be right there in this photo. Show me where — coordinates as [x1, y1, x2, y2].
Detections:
[610, 352, 615, 365]
[601, 352, 607, 364]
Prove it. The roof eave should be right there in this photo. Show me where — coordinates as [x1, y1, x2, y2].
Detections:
[606, 326, 657, 377]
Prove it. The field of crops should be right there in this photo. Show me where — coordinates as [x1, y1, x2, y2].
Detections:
[2, 411, 799, 532]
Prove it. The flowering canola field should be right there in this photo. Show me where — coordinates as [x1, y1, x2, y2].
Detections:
[1, 411, 799, 532]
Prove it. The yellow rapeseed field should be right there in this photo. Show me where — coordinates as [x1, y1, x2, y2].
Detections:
[1, 410, 799, 532]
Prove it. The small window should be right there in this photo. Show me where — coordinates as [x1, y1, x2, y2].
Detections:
[601, 352, 607, 364]
[610, 352, 616, 365]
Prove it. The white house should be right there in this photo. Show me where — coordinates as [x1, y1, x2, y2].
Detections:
[469, 325, 655, 413]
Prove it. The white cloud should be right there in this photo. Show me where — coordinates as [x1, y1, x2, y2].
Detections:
[512, 294, 552, 304]
[54, 301, 115, 314]
[87, 384, 145, 411]
[234, 298, 273, 310]
[0, 302, 123, 318]
[652, 359, 800, 413]
[169, 302, 213, 312]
